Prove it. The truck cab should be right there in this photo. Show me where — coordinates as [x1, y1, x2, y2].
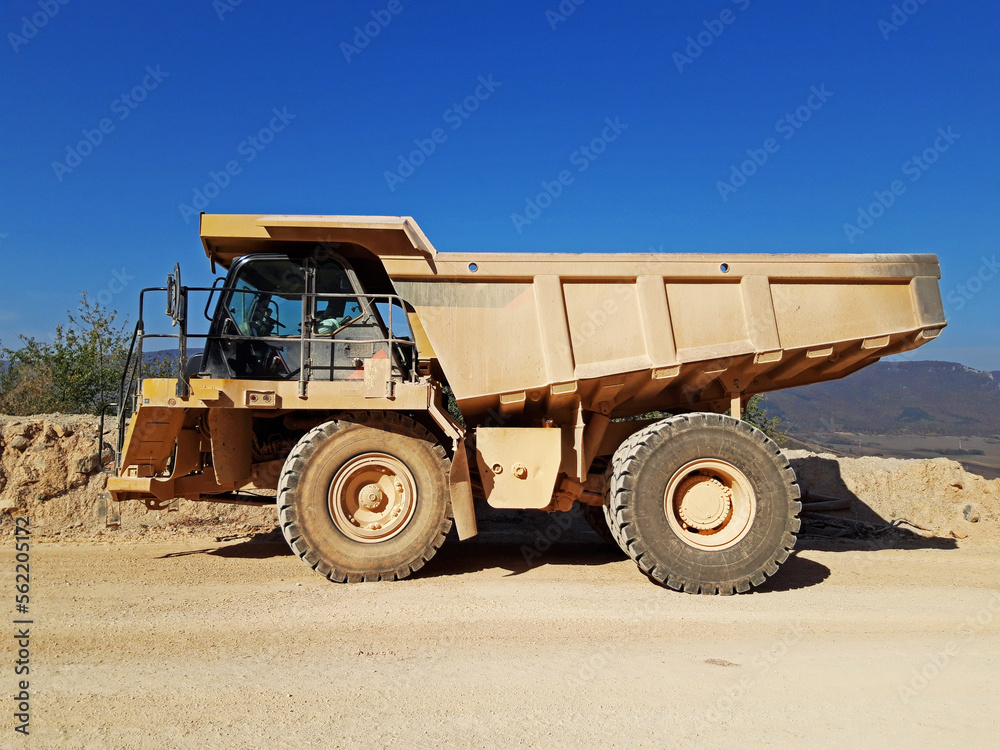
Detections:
[193, 252, 413, 383]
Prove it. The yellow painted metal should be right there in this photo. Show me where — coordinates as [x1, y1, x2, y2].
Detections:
[109, 378, 437, 505]
[208, 409, 252, 485]
[200, 213, 436, 268]
[475, 427, 562, 509]
[138, 377, 431, 411]
[118, 404, 187, 474]
[405, 311, 436, 359]
[449, 438, 477, 539]
[363, 356, 392, 399]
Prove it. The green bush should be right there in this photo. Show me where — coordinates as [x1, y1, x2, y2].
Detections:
[0, 294, 130, 415]
[741, 394, 785, 443]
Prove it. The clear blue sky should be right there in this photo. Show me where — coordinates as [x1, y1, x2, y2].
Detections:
[1, 0, 998, 368]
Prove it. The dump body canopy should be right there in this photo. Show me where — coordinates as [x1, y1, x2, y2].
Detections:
[201, 214, 946, 425]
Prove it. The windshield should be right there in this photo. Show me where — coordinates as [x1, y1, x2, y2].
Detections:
[224, 257, 364, 338]
[226, 259, 307, 337]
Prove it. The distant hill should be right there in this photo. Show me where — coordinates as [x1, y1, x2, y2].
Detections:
[760, 361, 1000, 438]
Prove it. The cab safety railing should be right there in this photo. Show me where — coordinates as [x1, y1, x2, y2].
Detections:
[116, 283, 418, 470]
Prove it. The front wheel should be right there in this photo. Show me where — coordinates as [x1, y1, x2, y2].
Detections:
[277, 412, 453, 582]
[606, 413, 800, 595]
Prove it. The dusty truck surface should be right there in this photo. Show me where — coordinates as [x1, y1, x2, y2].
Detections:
[106, 214, 946, 594]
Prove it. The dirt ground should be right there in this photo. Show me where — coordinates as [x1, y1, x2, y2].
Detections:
[4, 521, 999, 750]
[3, 417, 1000, 748]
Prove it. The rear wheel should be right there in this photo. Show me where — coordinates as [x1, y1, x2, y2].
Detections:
[580, 502, 618, 547]
[277, 412, 452, 582]
[606, 413, 800, 595]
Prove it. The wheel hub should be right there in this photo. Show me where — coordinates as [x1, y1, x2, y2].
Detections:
[675, 475, 732, 530]
[359, 483, 386, 511]
[664, 459, 757, 551]
[329, 454, 417, 543]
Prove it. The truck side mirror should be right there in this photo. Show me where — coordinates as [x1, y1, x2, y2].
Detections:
[166, 263, 184, 327]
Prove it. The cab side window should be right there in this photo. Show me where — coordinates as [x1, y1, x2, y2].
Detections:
[315, 261, 364, 335]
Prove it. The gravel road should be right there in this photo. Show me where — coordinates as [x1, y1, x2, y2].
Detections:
[6, 528, 1000, 749]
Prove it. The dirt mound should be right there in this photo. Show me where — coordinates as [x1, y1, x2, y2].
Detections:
[786, 450, 1000, 542]
[0, 415, 275, 539]
[2, 415, 998, 544]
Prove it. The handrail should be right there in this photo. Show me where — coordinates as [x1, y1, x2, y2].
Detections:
[115, 283, 420, 463]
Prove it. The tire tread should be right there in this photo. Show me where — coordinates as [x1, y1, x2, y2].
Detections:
[276, 411, 453, 584]
[605, 413, 799, 595]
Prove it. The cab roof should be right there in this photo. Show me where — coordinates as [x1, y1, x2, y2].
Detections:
[199, 214, 438, 269]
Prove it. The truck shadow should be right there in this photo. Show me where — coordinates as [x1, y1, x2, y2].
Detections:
[789, 455, 959, 552]
[196, 528, 829, 594]
[414, 539, 831, 594]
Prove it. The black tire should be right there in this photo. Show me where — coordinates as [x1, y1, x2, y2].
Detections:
[606, 413, 800, 595]
[277, 412, 453, 582]
[580, 502, 618, 547]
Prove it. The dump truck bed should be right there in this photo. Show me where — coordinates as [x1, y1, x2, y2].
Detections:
[201, 215, 946, 424]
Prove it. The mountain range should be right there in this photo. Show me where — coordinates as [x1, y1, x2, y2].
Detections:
[759, 361, 1000, 438]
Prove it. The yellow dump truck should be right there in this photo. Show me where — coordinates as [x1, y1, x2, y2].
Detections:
[106, 214, 946, 594]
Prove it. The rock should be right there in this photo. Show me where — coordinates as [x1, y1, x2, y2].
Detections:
[963, 505, 981, 523]
[9, 435, 29, 452]
[51, 422, 74, 438]
[73, 454, 99, 475]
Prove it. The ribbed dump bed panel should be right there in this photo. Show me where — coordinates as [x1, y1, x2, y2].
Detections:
[388, 254, 945, 424]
